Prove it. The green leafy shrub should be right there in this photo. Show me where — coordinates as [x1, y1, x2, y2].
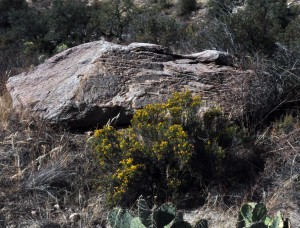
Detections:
[127, 7, 183, 47]
[43, 0, 90, 51]
[54, 43, 68, 54]
[87, 0, 135, 41]
[0, 0, 28, 29]
[91, 91, 237, 206]
[206, 0, 292, 55]
[282, 17, 300, 47]
[232, 0, 288, 54]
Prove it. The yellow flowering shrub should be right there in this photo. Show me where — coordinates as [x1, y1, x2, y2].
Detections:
[91, 91, 237, 206]
[111, 158, 145, 202]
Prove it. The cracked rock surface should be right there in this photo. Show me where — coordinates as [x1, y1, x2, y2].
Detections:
[6, 41, 251, 129]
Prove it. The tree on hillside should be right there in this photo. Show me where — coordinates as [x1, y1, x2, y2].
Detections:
[0, 0, 28, 29]
[127, 7, 182, 46]
[207, 0, 290, 54]
[43, 0, 90, 52]
[232, 0, 289, 53]
[87, 0, 135, 41]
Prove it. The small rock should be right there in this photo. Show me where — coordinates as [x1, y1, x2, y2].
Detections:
[69, 213, 80, 223]
[31, 210, 37, 217]
[54, 204, 60, 210]
[86, 131, 94, 136]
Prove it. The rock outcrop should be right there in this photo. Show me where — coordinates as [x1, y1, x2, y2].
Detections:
[6, 41, 253, 129]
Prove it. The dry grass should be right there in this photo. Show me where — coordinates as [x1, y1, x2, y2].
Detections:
[0, 117, 106, 227]
[0, 113, 297, 227]
[250, 114, 300, 224]
[185, 205, 238, 228]
[0, 73, 12, 129]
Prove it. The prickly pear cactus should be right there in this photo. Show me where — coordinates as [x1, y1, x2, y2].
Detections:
[137, 196, 176, 228]
[237, 203, 290, 228]
[108, 196, 209, 228]
[130, 217, 146, 228]
[107, 208, 133, 228]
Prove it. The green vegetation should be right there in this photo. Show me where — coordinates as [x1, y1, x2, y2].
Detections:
[237, 203, 290, 228]
[206, 0, 298, 54]
[1, 0, 300, 76]
[91, 91, 238, 206]
[128, 7, 182, 47]
[108, 200, 290, 228]
[108, 196, 208, 228]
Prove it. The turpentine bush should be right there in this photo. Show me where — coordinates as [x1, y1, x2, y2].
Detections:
[91, 91, 237, 206]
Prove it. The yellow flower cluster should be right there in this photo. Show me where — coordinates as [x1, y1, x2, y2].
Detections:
[94, 125, 114, 137]
[132, 91, 201, 128]
[112, 158, 144, 201]
[92, 125, 122, 167]
[167, 178, 182, 191]
[91, 91, 203, 204]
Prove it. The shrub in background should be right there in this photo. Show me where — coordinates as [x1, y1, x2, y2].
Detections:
[91, 91, 237, 206]
[206, 0, 291, 55]
[282, 17, 300, 47]
[127, 7, 183, 47]
[54, 43, 68, 54]
[176, 0, 197, 16]
[43, 0, 90, 52]
[0, 0, 28, 29]
[87, 0, 135, 41]
[231, 0, 288, 55]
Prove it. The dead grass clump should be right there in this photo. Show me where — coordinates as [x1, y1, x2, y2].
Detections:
[0, 72, 12, 129]
[184, 204, 239, 228]
[0, 119, 106, 227]
[251, 113, 300, 224]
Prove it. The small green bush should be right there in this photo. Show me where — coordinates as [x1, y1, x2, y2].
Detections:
[207, 0, 299, 55]
[91, 91, 237, 206]
[282, 17, 300, 47]
[87, 0, 135, 41]
[54, 43, 68, 54]
[127, 7, 183, 47]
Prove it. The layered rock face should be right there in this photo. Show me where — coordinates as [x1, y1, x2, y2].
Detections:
[6, 41, 252, 129]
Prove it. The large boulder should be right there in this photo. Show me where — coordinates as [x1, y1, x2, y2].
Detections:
[6, 41, 253, 129]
